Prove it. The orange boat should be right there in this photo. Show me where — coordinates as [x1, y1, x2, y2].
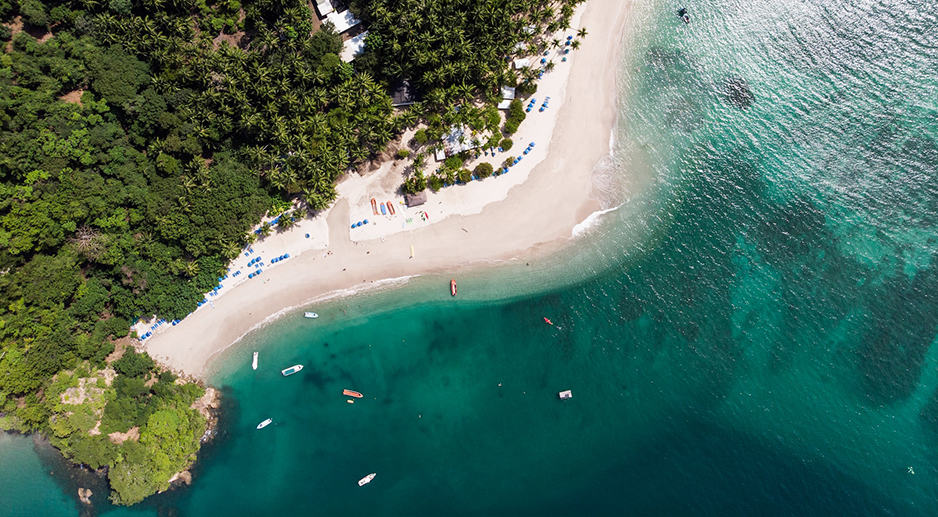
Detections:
[343, 389, 363, 398]
[386, 201, 395, 215]
[450, 279, 457, 297]
[370, 198, 378, 215]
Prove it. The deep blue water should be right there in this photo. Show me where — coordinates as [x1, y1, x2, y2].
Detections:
[2, 0, 938, 514]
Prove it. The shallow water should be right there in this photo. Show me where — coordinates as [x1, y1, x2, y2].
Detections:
[4, 0, 938, 514]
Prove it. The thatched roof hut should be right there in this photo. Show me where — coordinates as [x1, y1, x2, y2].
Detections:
[405, 191, 427, 207]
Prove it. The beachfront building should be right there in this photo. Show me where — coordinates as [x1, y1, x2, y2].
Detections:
[441, 125, 479, 158]
[313, 0, 334, 18]
[340, 30, 368, 62]
[391, 80, 416, 107]
[497, 86, 516, 110]
[325, 9, 362, 34]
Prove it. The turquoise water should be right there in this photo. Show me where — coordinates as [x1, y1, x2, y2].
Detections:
[4, 0, 938, 514]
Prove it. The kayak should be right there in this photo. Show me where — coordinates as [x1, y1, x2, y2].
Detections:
[371, 198, 378, 215]
[386, 201, 395, 215]
[450, 279, 457, 297]
[544, 317, 553, 326]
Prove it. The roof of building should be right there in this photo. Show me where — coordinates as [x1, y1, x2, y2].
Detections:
[500, 86, 516, 100]
[512, 58, 531, 69]
[442, 125, 478, 156]
[325, 9, 361, 33]
[405, 191, 427, 207]
[314, 0, 334, 18]
[340, 31, 368, 62]
[391, 80, 416, 106]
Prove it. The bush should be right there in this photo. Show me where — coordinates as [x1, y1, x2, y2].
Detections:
[113, 350, 155, 378]
[0, 26, 11, 41]
[395, 149, 411, 159]
[500, 138, 513, 151]
[517, 80, 538, 97]
[474, 163, 494, 179]
[403, 171, 426, 194]
[502, 157, 515, 169]
[443, 155, 463, 170]
[458, 169, 472, 183]
[503, 99, 525, 135]
[413, 129, 428, 146]
[428, 174, 444, 192]
[19, 0, 48, 27]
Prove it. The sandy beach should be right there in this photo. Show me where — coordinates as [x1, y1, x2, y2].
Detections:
[143, 0, 633, 376]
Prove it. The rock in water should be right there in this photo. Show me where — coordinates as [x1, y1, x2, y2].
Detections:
[78, 487, 92, 505]
[722, 76, 755, 109]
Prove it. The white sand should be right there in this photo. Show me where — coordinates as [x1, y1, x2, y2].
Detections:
[143, 0, 634, 376]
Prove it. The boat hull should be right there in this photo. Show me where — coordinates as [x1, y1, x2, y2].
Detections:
[281, 364, 304, 376]
[343, 389, 363, 398]
[358, 473, 376, 486]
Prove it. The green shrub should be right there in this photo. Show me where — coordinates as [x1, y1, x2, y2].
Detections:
[403, 171, 426, 194]
[395, 148, 411, 159]
[0, 26, 11, 41]
[500, 138, 513, 151]
[458, 168, 472, 183]
[443, 155, 463, 170]
[413, 129, 428, 145]
[428, 174, 444, 191]
[474, 162, 494, 179]
[113, 350, 155, 378]
[502, 157, 515, 169]
[503, 99, 525, 135]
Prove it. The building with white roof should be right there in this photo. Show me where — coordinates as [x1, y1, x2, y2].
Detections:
[314, 0, 334, 18]
[325, 9, 361, 34]
[340, 31, 368, 62]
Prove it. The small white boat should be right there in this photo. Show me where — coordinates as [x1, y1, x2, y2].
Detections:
[256, 418, 273, 429]
[304, 312, 319, 319]
[358, 473, 376, 486]
[252, 351, 258, 370]
[281, 364, 304, 376]
[558, 390, 573, 400]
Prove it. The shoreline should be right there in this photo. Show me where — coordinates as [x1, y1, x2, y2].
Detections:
[144, 0, 634, 378]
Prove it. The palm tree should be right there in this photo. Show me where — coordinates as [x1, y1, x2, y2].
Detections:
[577, 27, 588, 39]
[571, 40, 581, 50]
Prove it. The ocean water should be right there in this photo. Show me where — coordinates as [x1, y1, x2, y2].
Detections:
[4, 0, 938, 514]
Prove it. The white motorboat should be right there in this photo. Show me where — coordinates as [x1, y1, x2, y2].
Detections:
[358, 473, 376, 486]
[281, 364, 304, 376]
[256, 418, 273, 429]
[252, 351, 258, 370]
[304, 312, 319, 319]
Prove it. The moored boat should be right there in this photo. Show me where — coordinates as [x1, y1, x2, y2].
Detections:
[304, 312, 319, 319]
[252, 351, 258, 370]
[358, 473, 376, 486]
[281, 364, 304, 376]
[257, 418, 273, 429]
[450, 279, 457, 297]
[343, 389, 363, 398]
[558, 390, 573, 400]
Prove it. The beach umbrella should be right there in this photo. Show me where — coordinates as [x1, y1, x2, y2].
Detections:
[363, 220, 369, 224]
